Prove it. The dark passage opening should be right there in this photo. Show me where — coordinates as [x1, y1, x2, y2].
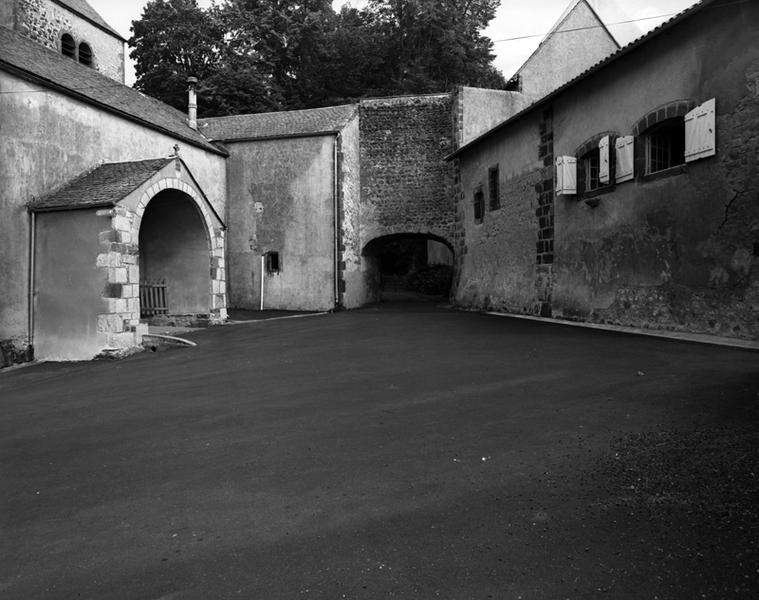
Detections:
[139, 190, 210, 320]
[362, 234, 453, 303]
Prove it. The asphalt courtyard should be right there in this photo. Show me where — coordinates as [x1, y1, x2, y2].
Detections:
[1, 303, 758, 599]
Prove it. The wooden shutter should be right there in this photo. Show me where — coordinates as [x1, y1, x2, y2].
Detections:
[685, 98, 716, 162]
[555, 156, 577, 195]
[615, 136, 634, 183]
[599, 136, 610, 184]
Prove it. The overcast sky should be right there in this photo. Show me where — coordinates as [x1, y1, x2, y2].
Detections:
[88, 0, 698, 86]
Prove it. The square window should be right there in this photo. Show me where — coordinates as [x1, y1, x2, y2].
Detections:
[265, 251, 280, 274]
[473, 189, 484, 223]
[645, 119, 685, 174]
[488, 165, 500, 211]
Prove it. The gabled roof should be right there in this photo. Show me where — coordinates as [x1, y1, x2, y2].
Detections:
[30, 159, 173, 211]
[53, 0, 125, 41]
[200, 104, 358, 142]
[542, 0, 619, 47]
[448, 0, 711, 160]
[0, 28, 225, 156]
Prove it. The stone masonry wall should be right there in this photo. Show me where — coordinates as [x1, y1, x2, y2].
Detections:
[16, 0, 124, 82]
[359, 95, 455, 246]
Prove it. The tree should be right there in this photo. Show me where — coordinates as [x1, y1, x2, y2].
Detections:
[362, 0, 506, 95]
[129, 0, 225, 112]
[128, 0, 506, 115]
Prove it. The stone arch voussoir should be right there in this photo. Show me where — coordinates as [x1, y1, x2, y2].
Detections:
[95, 178, 227, 352]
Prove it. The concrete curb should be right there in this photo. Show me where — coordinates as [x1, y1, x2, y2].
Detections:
[484, 311, 759, 351]
[142, 333, 197, 347]
[224, 312, 330, 325]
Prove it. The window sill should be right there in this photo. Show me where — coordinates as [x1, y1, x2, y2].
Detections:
[578, 184, 615, 201]
[640, 164, 687, 183]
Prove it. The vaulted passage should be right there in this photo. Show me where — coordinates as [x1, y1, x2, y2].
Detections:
[362, 234, 453, 303]
[139, 190, 211, 318]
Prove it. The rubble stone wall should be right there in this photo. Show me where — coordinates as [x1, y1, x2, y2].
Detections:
[359, 95, 455, 246]
[16, 0, 124, 82]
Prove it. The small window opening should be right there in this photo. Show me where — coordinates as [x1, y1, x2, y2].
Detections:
[473, 189, 484, 224]
[61, 33, 75, 58]
[78, 42, 93, 67]
[265, 251, 280, 274]
[645, 118, 685, 174]
[579, 148, 600, 193]
[488, 165, 500, 211]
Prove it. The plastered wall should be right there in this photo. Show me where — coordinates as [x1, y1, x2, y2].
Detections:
[224, 135, 337, 311]
[455, 0, 759, 340]
[0, 73, 227, 348]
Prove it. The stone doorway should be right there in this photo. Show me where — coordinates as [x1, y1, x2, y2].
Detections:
[139, 190, 213, 327]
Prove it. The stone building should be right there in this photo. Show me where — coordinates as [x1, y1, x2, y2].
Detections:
[0, 0, 228, 365]
[449, 0, 759, 340]
[7, 0, 748, 368]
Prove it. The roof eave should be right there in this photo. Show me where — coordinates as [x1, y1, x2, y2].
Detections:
[50, 0, 127, 42]
[206, 130, 343, 144]
[0, 60, 228, 158]
[28, 200, 115, 213]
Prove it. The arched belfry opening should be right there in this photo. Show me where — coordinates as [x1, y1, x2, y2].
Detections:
[138, 189, 211, 322]
[362, 233, 453, 303]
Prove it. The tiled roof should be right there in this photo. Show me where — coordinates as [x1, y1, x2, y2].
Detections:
[54, 0, 125, 41]
[200, 104, 358, 141]
[0, 28, 225, 156]
[448, 0, 710, 159]
[30, 159, 172, 211]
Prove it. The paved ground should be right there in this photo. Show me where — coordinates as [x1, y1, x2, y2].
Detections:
[1, 303, 757, 599]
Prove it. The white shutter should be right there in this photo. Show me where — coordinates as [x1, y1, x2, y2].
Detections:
[599, 136, 610, 184]
[555, 156, 576, 195]
[685, 98, 716, 162]
[615, 136, 634, 183]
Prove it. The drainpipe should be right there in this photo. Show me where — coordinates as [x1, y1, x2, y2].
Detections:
[187, 76, 198, 130]
[27, 210, 36, 349]
[260, 254, 265, 311]
[333, 133, 341, 309]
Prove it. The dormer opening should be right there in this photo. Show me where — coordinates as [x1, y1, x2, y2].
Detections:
[61, 33, 75, 58]
[78, 42, 93, 67]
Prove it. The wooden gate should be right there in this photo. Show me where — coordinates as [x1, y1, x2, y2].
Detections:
[139, 279, 168, 318]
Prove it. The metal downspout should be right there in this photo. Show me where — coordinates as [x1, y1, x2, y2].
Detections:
[333, 133, 341, 309]
[28, 210, 36, 349]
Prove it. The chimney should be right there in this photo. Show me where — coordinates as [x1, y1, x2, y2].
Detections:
[187, 76, 198, 130]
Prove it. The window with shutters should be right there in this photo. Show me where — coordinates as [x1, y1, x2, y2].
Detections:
[572, 134, 616, 200]
[488, 165, 500, 211]
[473, 188, 484, 223]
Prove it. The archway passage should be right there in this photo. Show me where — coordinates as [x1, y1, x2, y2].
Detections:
[139, 190, 211, 322]
[362, 233, 453, 303]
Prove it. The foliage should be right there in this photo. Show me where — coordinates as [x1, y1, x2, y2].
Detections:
[129, 0, 225, 112]
[129, 0, 506, 116]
